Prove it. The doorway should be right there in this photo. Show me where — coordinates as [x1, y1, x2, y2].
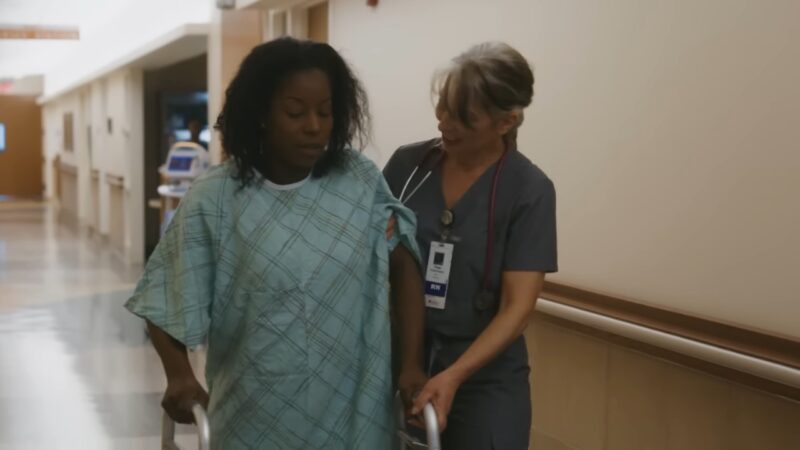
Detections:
[143, 54, 208, 259]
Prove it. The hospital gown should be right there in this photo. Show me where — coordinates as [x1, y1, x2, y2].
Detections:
[125, 150, 419, 449]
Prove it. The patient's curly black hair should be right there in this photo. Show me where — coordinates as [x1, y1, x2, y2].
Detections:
[215, 37, 370, 186]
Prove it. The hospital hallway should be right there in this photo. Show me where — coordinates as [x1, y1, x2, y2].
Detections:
[2, 0, 800, 448]
[0, 201, 205, 450]
[2, 203, 799, 450]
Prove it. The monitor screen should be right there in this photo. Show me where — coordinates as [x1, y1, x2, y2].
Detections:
[174, 129, 191, 141]
[168, 155, 194, 172]
[0, 123, 6, 152]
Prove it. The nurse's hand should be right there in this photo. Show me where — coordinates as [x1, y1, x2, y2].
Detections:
[162, 376, 209, 424]
[411, 369, 461, 431]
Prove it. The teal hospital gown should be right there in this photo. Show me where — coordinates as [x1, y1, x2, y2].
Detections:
[125, 150, 420, 449]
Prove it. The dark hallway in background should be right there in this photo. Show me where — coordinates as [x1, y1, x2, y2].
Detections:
[143, 54, 208, 259]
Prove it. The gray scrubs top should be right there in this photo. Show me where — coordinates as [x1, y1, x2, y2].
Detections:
[383, 138, 558, 339]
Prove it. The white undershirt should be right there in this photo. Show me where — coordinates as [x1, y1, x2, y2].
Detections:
[262, 174, 311, 191]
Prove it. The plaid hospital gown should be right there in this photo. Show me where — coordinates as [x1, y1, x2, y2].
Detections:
[126, 150, 419, 449]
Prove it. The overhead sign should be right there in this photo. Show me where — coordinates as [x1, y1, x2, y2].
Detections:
[0, 25, 79, 40]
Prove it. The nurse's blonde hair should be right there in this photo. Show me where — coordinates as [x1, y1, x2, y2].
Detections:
[433, 42, 534, 146]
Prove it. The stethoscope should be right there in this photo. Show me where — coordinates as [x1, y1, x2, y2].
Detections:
[398, 145, 444, 205]
[399, 142, 510, 311]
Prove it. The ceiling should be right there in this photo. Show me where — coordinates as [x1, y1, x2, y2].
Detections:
[0, 0, 136, 80]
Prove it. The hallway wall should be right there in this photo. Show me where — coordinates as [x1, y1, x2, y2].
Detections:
[207, 7, 264, 164]
[0, 95, 42, 198]
[329, 0, 800, 340]
[524, 317, 800, 449]
[42, 68, 145, 262]
[326, 1, 800, 446]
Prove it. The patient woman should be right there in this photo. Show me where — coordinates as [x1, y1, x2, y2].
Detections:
[126, 37, 427, 449]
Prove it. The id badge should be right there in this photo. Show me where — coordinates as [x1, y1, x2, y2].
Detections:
[424, 241, 454, 310]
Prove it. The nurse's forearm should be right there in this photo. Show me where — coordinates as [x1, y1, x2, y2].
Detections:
[446, 305, 529, 383]
[389, 245, 426, 370]
[147, 320, 197, 382]
[448, 271, 544, 383]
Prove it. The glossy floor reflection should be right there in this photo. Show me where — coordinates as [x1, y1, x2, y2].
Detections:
[0, 203, 205, 449]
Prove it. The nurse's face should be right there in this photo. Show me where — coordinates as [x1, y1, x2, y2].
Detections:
[435, 99, 515, 156]
[263, 69, 333, 176]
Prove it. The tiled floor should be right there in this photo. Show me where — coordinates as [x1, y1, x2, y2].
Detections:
[0, 202, 205, 449]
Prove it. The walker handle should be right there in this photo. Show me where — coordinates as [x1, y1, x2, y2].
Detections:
[396, 391, 442, 450]
[422, 402, 441, 450]
[161, 403, 210, 450]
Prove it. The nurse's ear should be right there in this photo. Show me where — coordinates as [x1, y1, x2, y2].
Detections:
[494, 110, 521, 137]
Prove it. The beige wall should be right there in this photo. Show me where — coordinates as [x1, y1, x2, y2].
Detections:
[105, 72, 130, 178]
[41, 68, 146, 263]
[208, 8, 263, 164]
[58, 170, 78, 220]
[525, 317, 800, 449]
[90, 174, 100, 230]
[330, 0, 800, 339]
[109, 183, 125, 253]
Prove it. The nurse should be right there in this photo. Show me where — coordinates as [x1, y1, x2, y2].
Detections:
[383, 42, 557, 450]
[127, 38, 427, 449]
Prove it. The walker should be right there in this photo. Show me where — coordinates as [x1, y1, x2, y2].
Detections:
[161, 398, 441, 450]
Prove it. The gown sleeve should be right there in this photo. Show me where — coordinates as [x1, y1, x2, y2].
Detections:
[125, 182, 221, 348]
[373, 172, 421, 263]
